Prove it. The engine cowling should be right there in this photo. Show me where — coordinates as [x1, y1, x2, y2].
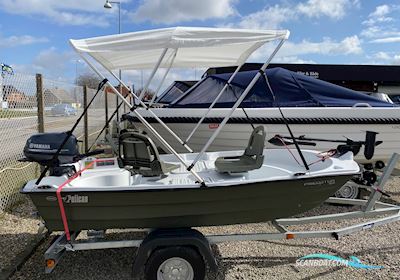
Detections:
[23, 132, 79, 167]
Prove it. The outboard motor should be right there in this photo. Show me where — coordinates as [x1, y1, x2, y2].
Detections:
[364, 131, 378, 160]
[22, 132, 104, 176]
[23, 132, 79, 166]
[22, 132, 80, 176]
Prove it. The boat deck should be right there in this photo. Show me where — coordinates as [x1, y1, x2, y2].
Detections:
[22, 149, 359, 192]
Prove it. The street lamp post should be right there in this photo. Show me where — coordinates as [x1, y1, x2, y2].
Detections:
[104, 0, 122, 126]
[75, 59, 83, 84]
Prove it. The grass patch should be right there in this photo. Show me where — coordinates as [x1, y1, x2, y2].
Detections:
[0, 110, 37, 119]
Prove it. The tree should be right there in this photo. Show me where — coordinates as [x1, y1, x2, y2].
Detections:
[135, 88, 156, 101]
[75, 73, 102, 89]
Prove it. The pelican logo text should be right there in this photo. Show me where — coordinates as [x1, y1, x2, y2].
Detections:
[62, 195, 89, 204]
[304, 179, 336, 187]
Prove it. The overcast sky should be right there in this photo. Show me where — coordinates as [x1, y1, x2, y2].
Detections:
[0, 0, 399, 89]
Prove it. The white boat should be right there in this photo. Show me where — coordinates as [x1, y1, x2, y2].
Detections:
[129, 67, 399, 168]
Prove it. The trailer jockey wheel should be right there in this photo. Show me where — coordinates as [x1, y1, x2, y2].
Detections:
[375, 161, 385, 170]
[363, 163, 374, 170]
[363, 171, 377, 185]
[145, 246, 205, 280]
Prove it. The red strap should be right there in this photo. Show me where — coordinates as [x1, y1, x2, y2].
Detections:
[308, 149, 337, 166]
[276, 136, 301, 166]
[56, 160, 99, 241]
[275, 136, 337, 168]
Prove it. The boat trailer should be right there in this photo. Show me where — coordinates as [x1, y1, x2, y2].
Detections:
[44, 153, 400, 279]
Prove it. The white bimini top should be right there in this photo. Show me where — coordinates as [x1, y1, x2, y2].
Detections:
[70, 26, 289, 70]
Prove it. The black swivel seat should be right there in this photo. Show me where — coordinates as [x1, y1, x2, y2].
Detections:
[119, 131, 178, 176]
[215, 126, 266, 173]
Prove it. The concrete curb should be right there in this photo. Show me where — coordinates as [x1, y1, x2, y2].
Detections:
[0, 231, 48, 280]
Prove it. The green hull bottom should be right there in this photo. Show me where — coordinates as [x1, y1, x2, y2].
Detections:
[26, 175, 351, 231]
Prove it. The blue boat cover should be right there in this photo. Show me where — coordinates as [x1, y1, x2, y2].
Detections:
[170, 67, 396, 108]
[157, 81, 197, 104]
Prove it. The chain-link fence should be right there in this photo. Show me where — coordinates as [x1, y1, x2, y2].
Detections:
[0, 73, 115, 212]
[0, 72, 40, 211]
[42, 78, 107, 151]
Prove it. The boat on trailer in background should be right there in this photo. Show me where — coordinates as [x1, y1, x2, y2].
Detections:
[20, 27, 399, 279]
[133, 67, 399, 166]
[127, 67, 400, 196]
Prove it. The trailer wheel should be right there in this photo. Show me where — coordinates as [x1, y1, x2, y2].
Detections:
[335, 182, 359, 199]
[145, 246, 205, 280]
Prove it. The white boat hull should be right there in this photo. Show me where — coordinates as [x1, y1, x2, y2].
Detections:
[131, 107, 400, 164]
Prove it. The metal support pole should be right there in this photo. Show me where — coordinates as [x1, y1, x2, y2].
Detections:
[138, 48, 168, 101]
[262, 71, 309, 170]
[364, 153, 400, 211]
[116, 1, 121, 123]
[189, 39, 287, 169]
[117, 74, 121, 123]
[83, 86, 89, 153]
[97, 58, 193, 153]
[75, 52, 204, 184]
[105, 88, 109, 134]
[149, 49, 177, 106]
[36, 73, 45, 133]
[185, 63, 245, 143]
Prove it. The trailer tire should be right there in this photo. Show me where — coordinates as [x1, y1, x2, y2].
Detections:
[145, 246, 205, 280]
[335, 182, 359, 199]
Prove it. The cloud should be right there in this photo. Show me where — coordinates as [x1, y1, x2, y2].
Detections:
[223, 0, 362, 63]
[234, 5, 294, 29]
[361, 25, 400, 39]
[370, 37, 400, 43]
[338, 36, 363, 54]
[371, 51, 400, 64]
[12, 47, 78, 82]
[373, 51, 391, 60]
[33, 47, 74, 72]
[0, 34, 48, 47]
[362, 4, 394, 26]
[231, 0, 358, 30]
[249, 35, 362, 62]
[131, 0, 236, 24]
[0, 0, 124, 27]
[282, 36, 362, 55]
[271, 56, 316, 64]
[371, 4, 391, 17]
[297, 0, 352, 19]
[361, 4, 400, 44]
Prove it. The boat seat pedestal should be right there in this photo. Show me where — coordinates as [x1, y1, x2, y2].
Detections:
[215, 126, 266, 173]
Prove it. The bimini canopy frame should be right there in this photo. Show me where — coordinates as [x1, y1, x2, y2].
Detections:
[70, 26, 290, 185]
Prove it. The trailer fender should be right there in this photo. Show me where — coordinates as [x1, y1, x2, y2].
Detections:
[132, 228, 217, 278]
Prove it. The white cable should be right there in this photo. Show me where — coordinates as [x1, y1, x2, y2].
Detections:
[0, 162, 33, 174]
